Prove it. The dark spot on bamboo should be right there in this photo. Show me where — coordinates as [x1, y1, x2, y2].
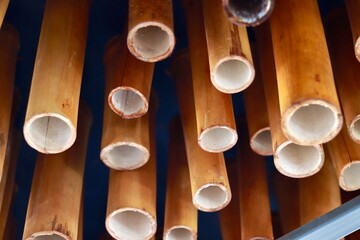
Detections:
[229, 24, 242, 55]
[315, 74, 321, 83]
[62, 99, 71, 109]
[51, 215, 71, 237]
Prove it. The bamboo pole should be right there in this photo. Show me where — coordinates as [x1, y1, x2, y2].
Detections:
[219, 159, 241, 240]
[183, 0, 237, 153]
[202, 0, 255, 94]
[299, 149, 341, 225]
[163, 117, 197, 240]
[237, 125, 273, 240]
[255, 22, 324, 178]
[172, 51, 231, 212]
[0, 0, 9, 28]
[0, 24, 19, 180]
[104, 35, 155, 119]
[222, 0, 274, 26]
[23, 0, 90, 154]
[326, 126, 360, 191]
[344, 0, 360, 62]
[243, 44, 272, 156]
[127, 0, 175, 62]
[23, 105, 92, 240]
[326, 10, 360, 143]
[105, 100, 157, 240]
[270, 0, 343, 146]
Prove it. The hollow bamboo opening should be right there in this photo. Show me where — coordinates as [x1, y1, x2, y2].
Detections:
[356, 38, 360, 61]
[29, 232, 68, 240]
[349, 117, 360, 142]
[199, 126, 237, 152]
[109, 87, 147, 118]
[250, 127, 272, 156]
[193, 184, 229, 211]
[341, 162, 360, 191]
[165, 226, 194, 240]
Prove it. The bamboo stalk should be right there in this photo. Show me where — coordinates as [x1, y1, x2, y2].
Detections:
[163, 117, 197, 240]
[77, 196, 83, 240]
[299, 149, 341, 225]
[222, 0, 274, 26]
[237, 125, 273, 240]
[0, 0, 9, 28]
[270, 0, 343, 145]
[183, 0, 237, 153]
[326, 126, 360, 191]
[23, 105, 92, 240]
[326, 10, 360, 143]
[0, 24, 19, 180]
[127, 0, 175, 62]
[172, 51, 231, 212]
[105, 100, 157, 239]
[104, 35, 155, 119]
[23, 0, 90, 154]
[255, 22, 324, 178]
[243, 44, 272, 156]
[202, 0, 255, 94]
[344, 0, 360, 62]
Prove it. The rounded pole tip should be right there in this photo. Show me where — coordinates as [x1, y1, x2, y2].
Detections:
[193, 183, 231, 212]
[340, 161, 360, 191]
[198, 126, 238, 153]
[250, 127, 273, 156]
[164, 226, 195, 240]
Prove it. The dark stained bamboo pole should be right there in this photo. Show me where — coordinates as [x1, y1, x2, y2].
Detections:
[127, 0, 175, 62]
[222, 0, 274, 26]
[270, 0, 343, 146]
[24, 0, 90, 154]
[0, 0, 9, 28]
[255, 22, 324, 178]
[163, 117, 197, 240]
[183, 0, 237, 153]
[104, 35, 154, 119]
[344, 0, 360, 62]
[172, 51, 231, 212]
[202, 0, 255, 94]
[23, 106, 92, 240]
[326, 10, 360, 143]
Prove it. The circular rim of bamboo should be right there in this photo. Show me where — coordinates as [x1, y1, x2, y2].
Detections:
[100, 142, 150, 170]
[25, 231, 69, 240]
[127, 21, 175, 62]
[212, 56, 255, 94]
[193, 183, 231, 212]
[340, 161, 360, 191]
[250, 127, 273, 156]
[105, 207, 157, 240]
[164, 226, 196, 240]
[23, 113, 76, 154]
[274, 141, 324, 178]
[198, 126, 238, 153]
[222, 0, 275, 27]
[349, 115, 360, 143]
[108, 86, 149, 119]
[282, 99, 343, 145]
[356, 38, 360, 62]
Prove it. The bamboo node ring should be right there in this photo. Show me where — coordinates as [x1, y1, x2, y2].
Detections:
[198, 126, 237, 152]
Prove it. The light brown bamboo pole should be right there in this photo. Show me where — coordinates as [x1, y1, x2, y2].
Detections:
[163, 117, 197, 240]
[326, 126, 360, 191]
[255, 22, 324, 178]
[23, 0, 90, 154]
[299, 149, 341, 225]
[326, 10, 360, 143]
[237, 125, 273, 240]
[105, 101, 157, 239]
[270, 0, 343, 146]
[183, 0, 237, 153]
[222, 0, 274, 26]
[0, 0, 10, 28]
[77, 196, 83, 240]
[127, 0, 175, 62]
[104, 35, 155, 119]
[344, 0, 360, 62]
[219, 159, 241, 240]
[202, 0, 254, 94]
[0, 24, 19, 179]
[172, 51, 231, 212]
[100, 58, 150, 170]
[243, 45, 272, 156]
[23, 105, 92, 240]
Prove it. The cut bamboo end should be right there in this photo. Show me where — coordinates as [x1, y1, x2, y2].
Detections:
[250, 127, 272, 156]
[23, 113, 76, 154]
[212, 56, 255, 94]
[26, 231, 69, 240]
[128, 23, 175, 62]
[108, 87, 148, 119]
[198, 126, 237, 153]
[106, 208, 156, 240]
[100, 142, 149, 170]
[282, 100, 342, 145]
[274, 141, 324, 178]
[349, 116, 360, 143]
[164, 226, 195, 240]
[356, 38, 360, 62]
[193, 183, 231, 212]
[340, 161, 360, 191]
[222, 0, 274, 26]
